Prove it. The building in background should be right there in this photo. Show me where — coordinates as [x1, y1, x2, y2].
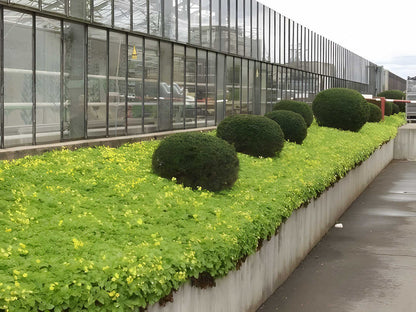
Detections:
[0, 0, 406, 149]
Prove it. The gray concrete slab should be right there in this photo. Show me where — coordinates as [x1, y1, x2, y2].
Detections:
[257, 160, 416, 312]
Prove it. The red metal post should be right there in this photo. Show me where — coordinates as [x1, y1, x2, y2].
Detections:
[380, 97, 385, 120]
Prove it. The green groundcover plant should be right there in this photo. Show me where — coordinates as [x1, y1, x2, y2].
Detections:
[0, 114, 405, 311]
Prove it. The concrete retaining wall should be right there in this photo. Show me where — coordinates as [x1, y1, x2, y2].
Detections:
[148, 140, 395, 312]
[394, 123, 416, 160]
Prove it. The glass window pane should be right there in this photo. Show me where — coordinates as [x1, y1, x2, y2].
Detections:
[251, 0, 257, 59]
[63, 22, 85, 140]
[114, 0, 131, 30]
[216, 54, 225, 122]
[248, 60, 255, 114]
[4, 11, 33, 147]
[190, 0, 200, 45]
[244, 0, 251, 57]
[258, 4, 264, 60]
[237, 0, 244, 56]
[211, 0, 220, 50]
[261, 63, 266, 115]
[233, 58, 242, 114]
[36, 17, 61, 144]
[164, 0, 176, 40]
[128, 35, 143, 135]
[109, 32, 127, 136]
[185, 47, 196, 128]
[173, 45, 185, 129]
[87, 27, 107, 138]
[197, 50, 207, 127]
[264, 8, 270, 62]
[229, 0, 237, 54]
[149, 0, 162, 36]
[270, 11, 275, 63]
[42, 0, 65, 14]
[241, 59, 248, 114]
[69, 1, 90, 20]
[94, 0, 112, 26]
[207, 52, 216, 126]
[220, 0, 228, 52]
[159, 42, 172, 131]
[144, 39, 159, 132]
[10, 0, 38, 8]
[201, 0, 210, 48]
[177, 0, 188, 43]
[133, 0, 147, 33]
[225, 56, 233, 117]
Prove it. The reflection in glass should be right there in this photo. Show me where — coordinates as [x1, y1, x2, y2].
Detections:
[225, 56, 233, 117]
[87, 27, 107, 138]
[237, 0, 244, 56]
[244, 0, 251, 57]
[201, 0, 210, 48]
[42, 0, 65, 14]
[233, 58, 242, 115]
[36, 17, 61, 144]
[4, 11, 33, 147]
[248, 60, 255, 114]
[173, 45, 185, 129]
[216, 54, 225, 123]
[241, 59, 248, 114]
[229, 0, 237, 54]
[10, 0, 38, 8]
[261, 63, 266, 115]
[258, 4, 263, 60]
[109, 32, 127, 136]
[270, 11, 275, 63]
[144, 39, 159, 132]
[159, 42, 172, 131]
[220, 0, 228, 52]
[63, 22, 85, 140]
[207, 52, 216, 126]
[164, 0, 176, 40]
[149, 0, 162, 36]
[197, 50, 207, 127]
[185, 47, 196, 128]
[127, 35, 143, 135]
[251, 0, 257, 59]
[114, 0, 131, 29]
[190, 0, 200, 46]
[211, 0, 220, 50]
[69, 1, 90, 20]
[133, 0, 147, 33]
[94, 0, 112, 25]
[264, 8, 270, 62]
[177, 0, 188, 43]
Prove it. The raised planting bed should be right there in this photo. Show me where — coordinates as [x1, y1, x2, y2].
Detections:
[0, 114, 405, 311]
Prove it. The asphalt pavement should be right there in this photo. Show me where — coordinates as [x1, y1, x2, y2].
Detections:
[258, 160, 416, 312]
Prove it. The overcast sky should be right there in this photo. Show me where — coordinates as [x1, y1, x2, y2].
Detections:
[258, 0, 416, 79]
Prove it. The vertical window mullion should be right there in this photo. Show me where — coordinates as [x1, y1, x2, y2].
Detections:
[0, 7, 4, 149]
[32, 14, 36, 145]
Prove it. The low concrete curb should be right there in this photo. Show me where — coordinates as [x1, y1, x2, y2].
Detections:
[394, 123, 416, 160]
[0, 127, 216, 160]
[148, 140, 395, 312]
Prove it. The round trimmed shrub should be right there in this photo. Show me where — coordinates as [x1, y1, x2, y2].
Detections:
[273, 100, 314, 127]
[152, 132, 239, 192]
[265, 110, 307, 144]
[367, 103, 382, 122]
[312, 88, 368, 132]
[384, 101, 393, 116]
[216, 114, 284, 158]
[392, 103, 400, 114]
[377, 90, 405, 100]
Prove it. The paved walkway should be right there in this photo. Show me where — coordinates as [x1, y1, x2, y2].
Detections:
[258, 160, 416, 312]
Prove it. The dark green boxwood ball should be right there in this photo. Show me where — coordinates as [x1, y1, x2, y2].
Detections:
[377, 90, 405, 100]
[216, 114, 284, 158]
[392, 103, 400, 114]
[312, 88, 368, 132]
[273, 100, 314, 127]
[384, 101, 393, 116]
[152, 132, 239, 192]
[265, 110, 307, 144]
[367, 103, 382, 122]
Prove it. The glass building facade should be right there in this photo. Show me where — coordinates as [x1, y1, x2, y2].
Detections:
[0, 0, 405, 148]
